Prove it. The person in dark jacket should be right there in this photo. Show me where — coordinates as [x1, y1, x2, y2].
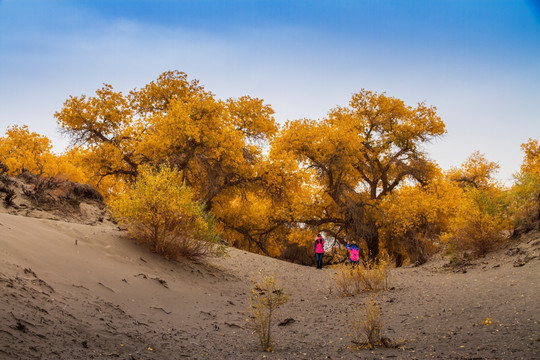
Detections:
[313, 234, 325, 269]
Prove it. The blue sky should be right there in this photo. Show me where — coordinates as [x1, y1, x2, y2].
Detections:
[1, 0, 539, 184]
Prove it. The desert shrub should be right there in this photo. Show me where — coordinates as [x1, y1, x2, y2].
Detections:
[18, 172, 62, 205]
[351, 298, 394, 348]
[333, 256, 389, 296]
[0, 168, 15, 206]
[507, 173, 540, 233]
[442, 189, 507, 261]
[109, 165, 223, 259]
[249, 274, 289, 352]
[445, 213, 505, 260]
[2, 186, 16, 206]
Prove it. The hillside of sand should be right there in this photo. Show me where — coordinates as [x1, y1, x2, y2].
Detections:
[0, 177, 539, 359]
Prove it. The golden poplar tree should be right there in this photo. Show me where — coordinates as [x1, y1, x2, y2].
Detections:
[274, 89, 446, 259]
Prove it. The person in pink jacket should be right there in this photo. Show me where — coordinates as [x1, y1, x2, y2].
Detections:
[313, 234, 325, 269]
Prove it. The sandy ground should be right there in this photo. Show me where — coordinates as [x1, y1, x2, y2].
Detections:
[1, 211, 539, 360]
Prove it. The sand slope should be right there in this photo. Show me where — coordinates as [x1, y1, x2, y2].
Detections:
[1, 212, 539, 360]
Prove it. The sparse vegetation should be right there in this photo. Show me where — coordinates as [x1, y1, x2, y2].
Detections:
[350, 298, 395, 349]
[333, 256, 389, 296]
[249, 274, 289, 352]
[1, 186, 16, 206]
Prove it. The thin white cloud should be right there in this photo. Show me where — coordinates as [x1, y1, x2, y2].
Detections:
[0, 1, 538, 184]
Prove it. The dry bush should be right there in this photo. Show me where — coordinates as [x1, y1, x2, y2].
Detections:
[333, 257, 389, 296]
[1, 186, 16, 206]
[351, 298, 394, 348]
[18, 171, 62, 205]
[249, 274, 289, 352]
[69, 182, 103, 202]
[0, 171, 16, 206]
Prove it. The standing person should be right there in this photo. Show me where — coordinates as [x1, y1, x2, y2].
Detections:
[346, 242, 360, 266]
[314, 234, 325, 269]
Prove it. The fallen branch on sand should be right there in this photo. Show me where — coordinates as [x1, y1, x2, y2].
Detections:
[72, 284, 89, 291]
[150, 306, 171, 314]
[97, 282, 115, 293]
[134, 273, 169, 288]
[225, 322, 244, 329]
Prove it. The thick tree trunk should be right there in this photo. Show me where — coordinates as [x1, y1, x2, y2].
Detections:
[365, 230, 380, 260]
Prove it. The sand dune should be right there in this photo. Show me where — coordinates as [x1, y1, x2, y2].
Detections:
[1, 212, 539, 359]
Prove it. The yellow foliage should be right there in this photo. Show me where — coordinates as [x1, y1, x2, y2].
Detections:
[55, 71, 289, 255]
[0, 125, 54, 176]
[506, 140, 539, 232]
[48, 72, 529, 264]
[441, 191, 507, 260]
[249, 273, 289, 352]
[274, 89, 445, 259]
[379, 173, 463, 265]
[109, 165, 222, 259]
[212, 153, 313, 256]
[519, 138, 540, 177]
[0, 125, 90, 185]
[447, 151, 501, 190]
[226, 96, 278, 141]
[5, 73, 534, 267]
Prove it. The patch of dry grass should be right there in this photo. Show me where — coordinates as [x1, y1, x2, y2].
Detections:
[332, 257, 390, 296]
[350, 298, 396, 349]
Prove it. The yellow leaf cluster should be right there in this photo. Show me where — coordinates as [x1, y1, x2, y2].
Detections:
[109, 165, 221, 258]
[519, 138, 540, 178]
[0, 125, 53, 176]
[447, 151, 501, 191]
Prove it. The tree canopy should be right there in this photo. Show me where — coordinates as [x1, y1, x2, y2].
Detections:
[274, 89, 446, 258]
[0, 70, 532, 265]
